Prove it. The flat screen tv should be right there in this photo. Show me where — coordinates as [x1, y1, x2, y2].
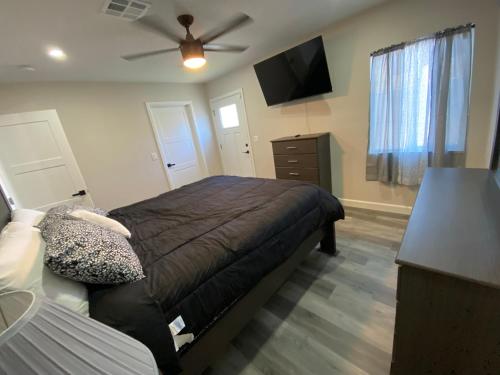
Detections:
[253, 36, 332, 106]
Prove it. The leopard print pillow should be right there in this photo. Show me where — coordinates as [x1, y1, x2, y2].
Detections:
[39, 207, 144, 284]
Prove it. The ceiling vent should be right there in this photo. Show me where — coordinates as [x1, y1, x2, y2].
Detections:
[102, 0, 151, 21]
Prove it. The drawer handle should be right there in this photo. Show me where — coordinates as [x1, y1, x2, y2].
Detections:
[289, 172, 300, 176]
[286, 146, 297, 150]
[287, 160, 299, 163]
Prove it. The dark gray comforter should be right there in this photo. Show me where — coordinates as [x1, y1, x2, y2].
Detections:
[88, 176, 344, 373]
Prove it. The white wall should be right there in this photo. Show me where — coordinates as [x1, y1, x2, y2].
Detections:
[0, 82, 222, 209]
[206, 0, 499, 207]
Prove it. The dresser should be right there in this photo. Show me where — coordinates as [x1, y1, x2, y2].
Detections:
[270, 133, 331, 193]
[391, 168, 500, 374]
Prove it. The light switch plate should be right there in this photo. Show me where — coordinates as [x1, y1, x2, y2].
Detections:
[151, 152, 159, 161]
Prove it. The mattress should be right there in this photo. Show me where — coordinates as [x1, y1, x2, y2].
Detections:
[88, 176, 344, 373]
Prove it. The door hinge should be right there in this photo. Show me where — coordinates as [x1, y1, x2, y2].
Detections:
[8, 197, 14, 206]
[220, 144, 223, 149]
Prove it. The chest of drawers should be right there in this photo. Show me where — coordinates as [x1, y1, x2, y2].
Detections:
[391, 168, 500, 374]
[271, 133, 331, 193]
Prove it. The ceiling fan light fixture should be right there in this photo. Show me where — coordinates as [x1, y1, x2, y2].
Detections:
[183, 57, 206, 69]
[122, 12, 252, 71]
[180, 40, 206, 69]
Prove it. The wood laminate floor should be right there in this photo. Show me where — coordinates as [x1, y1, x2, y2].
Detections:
[207, 208, 408, 375]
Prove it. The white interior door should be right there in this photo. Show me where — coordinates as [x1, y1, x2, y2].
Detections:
[0, 110, 93, 211]
[210, 90, 256, 177]
[147, 102, 208, 189]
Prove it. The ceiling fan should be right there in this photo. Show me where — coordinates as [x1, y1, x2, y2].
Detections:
[122, 13, 252, 69]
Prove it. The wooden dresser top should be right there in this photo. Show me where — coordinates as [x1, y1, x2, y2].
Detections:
[396, 168, 500, 289]
[270, 132, 329, 143]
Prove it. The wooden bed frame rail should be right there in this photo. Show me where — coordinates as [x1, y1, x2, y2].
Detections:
[179, 222, 336, 374]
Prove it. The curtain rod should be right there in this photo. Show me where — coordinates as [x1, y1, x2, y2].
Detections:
[370, 23, 475, 57]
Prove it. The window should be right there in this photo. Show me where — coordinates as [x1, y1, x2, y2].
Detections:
[218, 104, 239, 129]
[369, 33, 473, 154]
[369, 41, 433, 154]
[367, 25, 474, 185]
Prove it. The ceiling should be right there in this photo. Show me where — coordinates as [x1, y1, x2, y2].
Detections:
[0, 0, 386, 83]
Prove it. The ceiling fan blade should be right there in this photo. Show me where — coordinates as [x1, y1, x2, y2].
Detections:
[199, 13, 252, 44]
[203, 44, 249, 53]
[121, 48, 179, 61]
[135, 15, 184, 44]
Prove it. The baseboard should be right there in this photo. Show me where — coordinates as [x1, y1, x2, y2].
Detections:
[339, 198, 412, 215]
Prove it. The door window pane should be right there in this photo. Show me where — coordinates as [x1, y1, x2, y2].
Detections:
[219, 104, 239, 129]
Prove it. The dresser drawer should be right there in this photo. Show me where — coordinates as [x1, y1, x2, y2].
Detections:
[272, 139, 317, 155]
[275, 167, 319, 182]
[273, 154, 318, 168]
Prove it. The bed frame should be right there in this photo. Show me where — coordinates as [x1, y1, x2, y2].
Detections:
[0, 190, 336, 375]
[179, 223, 336, 374]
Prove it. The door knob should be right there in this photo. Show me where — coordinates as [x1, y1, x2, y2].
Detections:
[167, 163, 176, 168]
[243, 150, 250, 154]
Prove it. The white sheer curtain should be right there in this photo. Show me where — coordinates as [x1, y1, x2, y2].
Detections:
[366, 25, 474, 185]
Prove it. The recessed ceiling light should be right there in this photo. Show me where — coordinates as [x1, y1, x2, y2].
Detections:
[47, 48, 67, 61]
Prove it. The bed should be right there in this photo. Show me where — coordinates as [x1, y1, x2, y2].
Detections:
[0, 176, 344, 374]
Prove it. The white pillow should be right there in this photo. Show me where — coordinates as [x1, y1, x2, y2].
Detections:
[0, 222, 45, 295]
[11, 209, 45, 227]
[42, 266, 89, 316]
[0, 222, 89, 316]
[70, 209, 131, 238]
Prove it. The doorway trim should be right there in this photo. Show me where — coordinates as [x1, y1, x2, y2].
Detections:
[209, 88, 256, 177]
[145, 101, 209, 190]
[0, 177, 15, 210]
